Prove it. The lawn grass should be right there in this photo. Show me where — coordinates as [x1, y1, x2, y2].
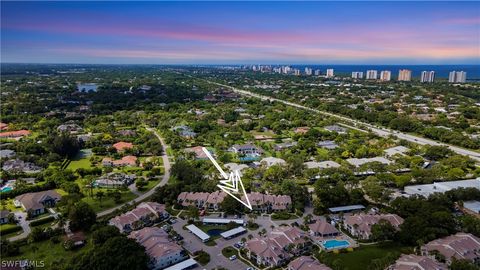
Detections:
[0, 223, 23, 239]
[318, 242, 413, 270]
[3, 237, 88, 268]
[1, 199, 21, 212]
[166, 148, 174, 158]
[66, 157, 92, 170]
[141, 179, 160, 192]
[81, 189, 137, 213]
[55, 188, 68, 196]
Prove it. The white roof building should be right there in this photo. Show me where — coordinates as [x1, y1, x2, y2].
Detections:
[404, 178, 480, 197]
[384, 146, 409, 157]
[304, 161, 341, 169]
[220, 227, 247, 239]
[261, 157, 286, 167]
[346, 157, 391, 167]
[185, 224, 210, 242]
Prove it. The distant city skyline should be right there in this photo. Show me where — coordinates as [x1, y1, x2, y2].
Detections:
[1, 1, 479, 64]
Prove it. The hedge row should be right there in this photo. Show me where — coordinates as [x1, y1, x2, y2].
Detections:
[30, 216, 55, 227]
[1, 181, 56, 200]
[0, 225, 22, 235]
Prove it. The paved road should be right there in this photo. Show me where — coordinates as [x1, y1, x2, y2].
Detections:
[208, 80, 480, 163]
[8, 212, 30, 241]
[97, 127, 171, 217]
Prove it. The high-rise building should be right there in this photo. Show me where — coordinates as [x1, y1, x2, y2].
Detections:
[398, 69, 412, 81]
[352, 71, 364, 79]
[366, 70, 378, 80]
[420, 71, 435, 83]
[448, 71, 467, 83]
[304, 67, 313, 76]
[326, 69, 334, 78]
[314, 69, 321, 76]
[294, 69, 301, 76]
[282, 66, 293, 74]
[380, 70, 391, 81]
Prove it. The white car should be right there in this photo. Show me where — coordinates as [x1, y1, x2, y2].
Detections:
[229, 255, 237, 261]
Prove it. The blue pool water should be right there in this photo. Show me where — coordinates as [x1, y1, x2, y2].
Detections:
[323, 239, 350, 250]
[1, 187, 13, 193]
[239, 156, 260, 162]
[207, 229, 224, 236]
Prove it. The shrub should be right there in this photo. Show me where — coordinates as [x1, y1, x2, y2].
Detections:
[194, 250, 210, 265]
[271, 211, 295, 220]
[30, 216, 55, 227]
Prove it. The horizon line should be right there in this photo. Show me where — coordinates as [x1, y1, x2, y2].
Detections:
[1, 62, 478, 66]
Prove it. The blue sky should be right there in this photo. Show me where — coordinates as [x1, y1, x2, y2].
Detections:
[1, 1, 479, 64]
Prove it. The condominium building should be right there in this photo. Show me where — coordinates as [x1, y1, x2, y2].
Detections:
[366, 70, 378, 80]
[326, 69, 334, 78]
[421, 233, 480, 265]
[343, 213, 404, 240]
[449, 71, 467, 83]
[304, 67, 313, 76]
[129, 227, 188, 269]
[398, 69, 412, 81]
[314, 69, 321, 76]
[351, 71, 364, 79]
[282, 66, 291, 74]
[420, 71, 435, 83]
[380, 70, 391, 81]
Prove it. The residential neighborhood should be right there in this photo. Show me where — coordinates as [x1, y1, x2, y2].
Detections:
[1, 63, 479, 270]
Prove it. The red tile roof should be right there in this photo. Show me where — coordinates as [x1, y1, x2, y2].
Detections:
[113, 141, 133, 151]
[0, 130, 31, 138]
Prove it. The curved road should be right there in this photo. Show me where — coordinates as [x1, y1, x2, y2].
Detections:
[208, 80, 480, 163]
[97, 127, 171, 217]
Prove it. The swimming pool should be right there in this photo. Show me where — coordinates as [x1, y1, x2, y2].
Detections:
[323, 239, 350, 250]
[1, 186, 13, 193]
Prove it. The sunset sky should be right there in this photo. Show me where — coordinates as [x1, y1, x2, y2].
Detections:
[1, 1, 479, 64]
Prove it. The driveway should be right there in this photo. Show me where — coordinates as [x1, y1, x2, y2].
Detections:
[97, 127, 171, 217]
[8, 211, 30, 241]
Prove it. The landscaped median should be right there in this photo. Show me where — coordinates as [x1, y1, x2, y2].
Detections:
[193, 250, 210, 265]
[221, 246, 237, 258]
[271, 211, 297, 220]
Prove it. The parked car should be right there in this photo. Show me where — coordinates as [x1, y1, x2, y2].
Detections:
[229, 255, 237, 261]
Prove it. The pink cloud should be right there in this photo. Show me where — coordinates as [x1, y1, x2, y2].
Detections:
[441, 17, 480, 25]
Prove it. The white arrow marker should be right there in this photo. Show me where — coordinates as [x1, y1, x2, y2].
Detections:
[202, 147, 252, 210]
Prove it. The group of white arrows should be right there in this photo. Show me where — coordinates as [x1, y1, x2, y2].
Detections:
[202, 147, 252, 210]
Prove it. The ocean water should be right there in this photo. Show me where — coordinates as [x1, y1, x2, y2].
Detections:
[291, 65, 480, 79]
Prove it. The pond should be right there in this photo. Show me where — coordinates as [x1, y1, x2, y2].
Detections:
[206, 228, 224, 236]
